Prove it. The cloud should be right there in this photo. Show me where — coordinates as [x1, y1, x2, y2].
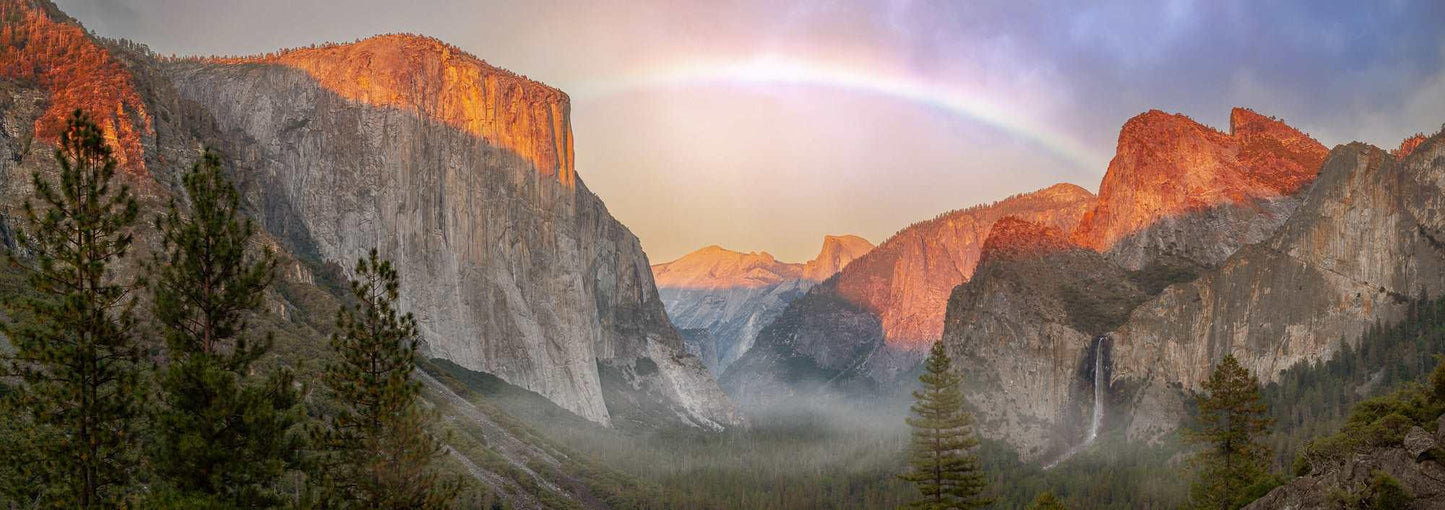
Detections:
[48, 0, 1445, 262]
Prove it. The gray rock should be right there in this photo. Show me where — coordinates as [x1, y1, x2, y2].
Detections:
[162, 48, 741, 430]
[1407, 426, 1437, 461]
[1245, 446, 1445, 509]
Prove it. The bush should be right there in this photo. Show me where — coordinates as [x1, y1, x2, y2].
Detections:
[1365, 470, 1411, 510]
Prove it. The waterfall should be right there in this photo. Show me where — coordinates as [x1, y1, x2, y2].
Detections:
[1084, 336, 1105, 445]
[1044, 336, 1107, 469]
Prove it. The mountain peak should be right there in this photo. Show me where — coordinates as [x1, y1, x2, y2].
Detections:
[802, 235, 874, 281]
[207, 33, 575, 186]
[652, 245, 802, 289]
[1073, 107, 1327, 253]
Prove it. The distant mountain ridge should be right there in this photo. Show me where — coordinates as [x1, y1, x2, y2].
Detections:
[653, 235, 874, 373]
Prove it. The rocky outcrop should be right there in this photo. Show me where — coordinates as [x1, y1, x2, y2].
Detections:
[942, 218, 1146, 461]
[834, 183, 1097, 350]
[679, 328, 720, 373]
[802, 235, 875, 281]
[933, 109, 1349, 458]
[0, 0, 151, 173]
[652, 236, 873, 373]
[1072, 108, 1327, 272]
[722, 184, 1096, 409]
[1396, 133, 1428, 161]
[1245, 422, 1445, 510]
[1110, 134, 1445, 443]
[162, 35, 739, 429]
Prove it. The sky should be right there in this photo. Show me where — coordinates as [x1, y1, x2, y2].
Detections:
[56, 0, 1445, 263]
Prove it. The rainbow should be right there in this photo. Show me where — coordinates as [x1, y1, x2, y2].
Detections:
[572, 55, 1107, 172]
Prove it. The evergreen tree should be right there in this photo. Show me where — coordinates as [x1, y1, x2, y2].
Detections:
[147, 149, 304, 506]
[311, 249, 459, 509]
[0, 111, 144, 508]
[900, 341, 990, 510]
[1186, 354, 1274, 510]
[1026, 491, 1068, 510]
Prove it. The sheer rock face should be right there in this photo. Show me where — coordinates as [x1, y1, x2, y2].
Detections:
[652, 236, 873, 373]
[942, 218, 1146, 461]
[214, 34, 574, 187]
[1072, 108, 1327, 271]
[833, 183, 1097, 350]
[802, 235, 876, 281]
[721, 185, 1096, 410]
[164, 37, 739, 429]
[1112, 136, 1445, 439]
[937, 112, 1445, 460]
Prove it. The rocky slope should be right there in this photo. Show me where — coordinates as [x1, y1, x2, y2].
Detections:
[942, 217, 1146, 461]
[939, 121, 1445, 461]
[1072, 108, 1327, 274]
[1246, 418, 1445, 509]
[162, 34, 739, 429]
[935, 109, 1348, 460]
[1111, 133, 1445, 441]
[838, 183, 1097, 350]
[722, 184, 1096, 409]
[652, 236, 873, 373]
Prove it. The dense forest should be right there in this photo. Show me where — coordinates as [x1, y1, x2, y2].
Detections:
[427, 293, 1445, 509]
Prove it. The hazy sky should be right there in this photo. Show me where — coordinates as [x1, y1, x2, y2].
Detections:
[56, 0, 1445, 262]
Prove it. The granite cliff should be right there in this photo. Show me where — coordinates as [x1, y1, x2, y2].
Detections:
[1072, 108, 1327, 274]
[940, 109, 1445, 461]
[0, 0, 737, 433]
[943, 218, 1145, 461]
[163, 34, 739, 429]
[722, 184, 1096, 409]
[652, 236, 873, 373]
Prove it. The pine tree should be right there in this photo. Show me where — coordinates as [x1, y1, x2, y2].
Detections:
[1186, 354, 1274, 510]
[1027, 491, 1068, 510]
[147, 149, 305, 506]
[311, 249, 459, 509]
[900, 341, 990, 510]
[0, 110, 144, 508]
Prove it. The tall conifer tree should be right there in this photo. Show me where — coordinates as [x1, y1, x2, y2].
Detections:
[0, 111, 144, 508]
[312, 249, 459, 509]
[901, 341, 990, 510]
[148, 149, 304, 506]
[1186, 354, 1274, 510]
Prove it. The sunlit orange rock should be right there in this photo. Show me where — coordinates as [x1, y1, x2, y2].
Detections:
[0, 0, 151, 173]
[831, 183, 1097, 349]
[1394, 133, 1427, 161]
[1071, 108, 1326, 252]
[215, 34, 574, 186]
[979, 216, 1076, 261]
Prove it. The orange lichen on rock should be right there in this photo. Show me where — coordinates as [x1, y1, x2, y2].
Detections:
[0, 0, 151, 173]
[1071, 108, 1327, 251]
[216, 34, 575, 186]
[1393, 133, 1427, 161]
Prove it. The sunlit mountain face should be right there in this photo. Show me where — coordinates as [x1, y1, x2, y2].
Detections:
[5, 0, 1445, 508]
